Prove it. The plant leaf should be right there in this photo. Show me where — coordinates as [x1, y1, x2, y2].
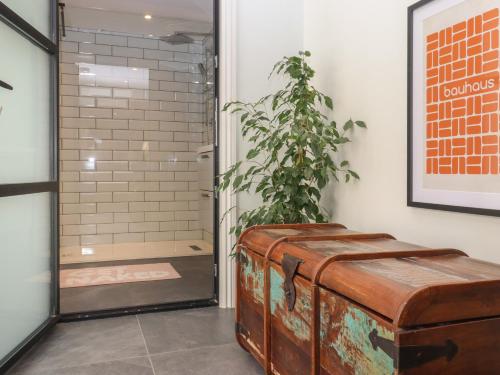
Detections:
[355, 120, 367, 128]
[324, 96, 333, 110]
[343, 119, 354, 131]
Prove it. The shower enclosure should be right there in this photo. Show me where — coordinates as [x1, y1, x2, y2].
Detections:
[57, 1, 217, 316]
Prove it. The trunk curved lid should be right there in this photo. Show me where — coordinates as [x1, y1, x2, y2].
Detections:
[319, 253, 500, 328]
[239, 224, 500, 328]
[238, 223, 352, 255]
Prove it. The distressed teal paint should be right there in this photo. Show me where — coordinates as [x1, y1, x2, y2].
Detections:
[325, 301, 395, 375]
[270, 267, 311, 341]
[270, 267, 285, 315]
[241, 249, 264, 304]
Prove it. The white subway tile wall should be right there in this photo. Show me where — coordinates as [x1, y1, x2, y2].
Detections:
[59, 28, 208, 247]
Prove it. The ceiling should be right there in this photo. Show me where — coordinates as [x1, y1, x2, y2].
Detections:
[65, 0, 213, 22]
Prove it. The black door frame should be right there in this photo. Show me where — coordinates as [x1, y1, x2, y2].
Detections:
[0, 0, 60, 372]
[59, 0, 221, 321]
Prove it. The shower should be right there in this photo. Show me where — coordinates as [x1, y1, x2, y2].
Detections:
[55, 2, 217, 315]
[160, 31, 211, 80]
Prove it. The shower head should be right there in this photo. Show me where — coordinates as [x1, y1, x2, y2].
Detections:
[160, 31, 212, 45]
[160, 33, 194, 45]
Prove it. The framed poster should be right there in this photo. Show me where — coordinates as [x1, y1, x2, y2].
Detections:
[408, 0, 500, 216]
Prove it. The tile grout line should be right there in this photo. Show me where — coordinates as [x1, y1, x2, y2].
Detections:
[136, 315, 157, 375]
[147, 342, 236, 358]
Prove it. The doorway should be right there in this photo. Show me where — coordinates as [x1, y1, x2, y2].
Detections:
[57, 0, 218, 317]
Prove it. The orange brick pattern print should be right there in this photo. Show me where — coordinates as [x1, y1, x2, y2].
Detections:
[426, 8, 500, 175]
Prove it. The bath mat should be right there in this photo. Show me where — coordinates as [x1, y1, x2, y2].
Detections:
[60, 263, 181, 288]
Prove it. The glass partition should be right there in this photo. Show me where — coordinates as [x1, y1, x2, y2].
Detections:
[0, 20, 52, 184]
[0, 0, 57, 369]
[1, 0, 52, 39]
[0, 193, 53, 361]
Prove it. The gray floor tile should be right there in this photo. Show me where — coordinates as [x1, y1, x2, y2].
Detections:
[138, 307, 235, 354]
[10, 356, 154, 375]
[8, 316, 147, 374]
[9, 308, 260, 375]
[61, 256, 214, 314]
[150, 343, 263, 375]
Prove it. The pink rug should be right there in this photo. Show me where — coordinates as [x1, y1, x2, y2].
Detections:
[60, 263, 181, 288]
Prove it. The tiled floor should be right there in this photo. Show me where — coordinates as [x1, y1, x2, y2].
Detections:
[7, 307, 263, 375]
[60, 256, 214, 313]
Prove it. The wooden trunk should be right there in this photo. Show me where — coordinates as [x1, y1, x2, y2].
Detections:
[235, 223, 500, 375]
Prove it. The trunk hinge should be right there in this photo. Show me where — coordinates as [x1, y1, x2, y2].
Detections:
[369, 329, 458, 370]
[281, 253, 302, 311]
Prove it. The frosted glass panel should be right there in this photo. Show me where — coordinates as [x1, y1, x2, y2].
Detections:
[2, 0, 51, 38]
[0, 193, 52, 361]
[0, 21, 51, 183]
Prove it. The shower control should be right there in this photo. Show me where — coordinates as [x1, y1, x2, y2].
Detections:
[198, 147, 214, 242]
[0, 80, 13, 91]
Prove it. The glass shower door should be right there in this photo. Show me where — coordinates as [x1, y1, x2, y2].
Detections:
[56, 2, 217, 315]
[0, 0, 58, 370]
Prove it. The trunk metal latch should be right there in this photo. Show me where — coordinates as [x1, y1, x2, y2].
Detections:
[281, 253, 303, 311]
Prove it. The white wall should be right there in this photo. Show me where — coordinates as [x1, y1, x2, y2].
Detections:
[235, 0, 304, 212]
[303, 0, 500, 263]
[218, 0, 304, 307]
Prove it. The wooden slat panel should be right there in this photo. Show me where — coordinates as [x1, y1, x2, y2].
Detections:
[319, 289, 395, 375]
[240, 223, 350, 254]
[269, 263, 312, 375]
[238, 248, 265, 354]
[270, 236, 430, 280]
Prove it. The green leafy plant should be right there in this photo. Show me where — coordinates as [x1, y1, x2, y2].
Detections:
[219, 51, 366, 239]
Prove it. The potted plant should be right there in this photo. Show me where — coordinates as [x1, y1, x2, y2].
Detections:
[219, 51, 365, 241]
